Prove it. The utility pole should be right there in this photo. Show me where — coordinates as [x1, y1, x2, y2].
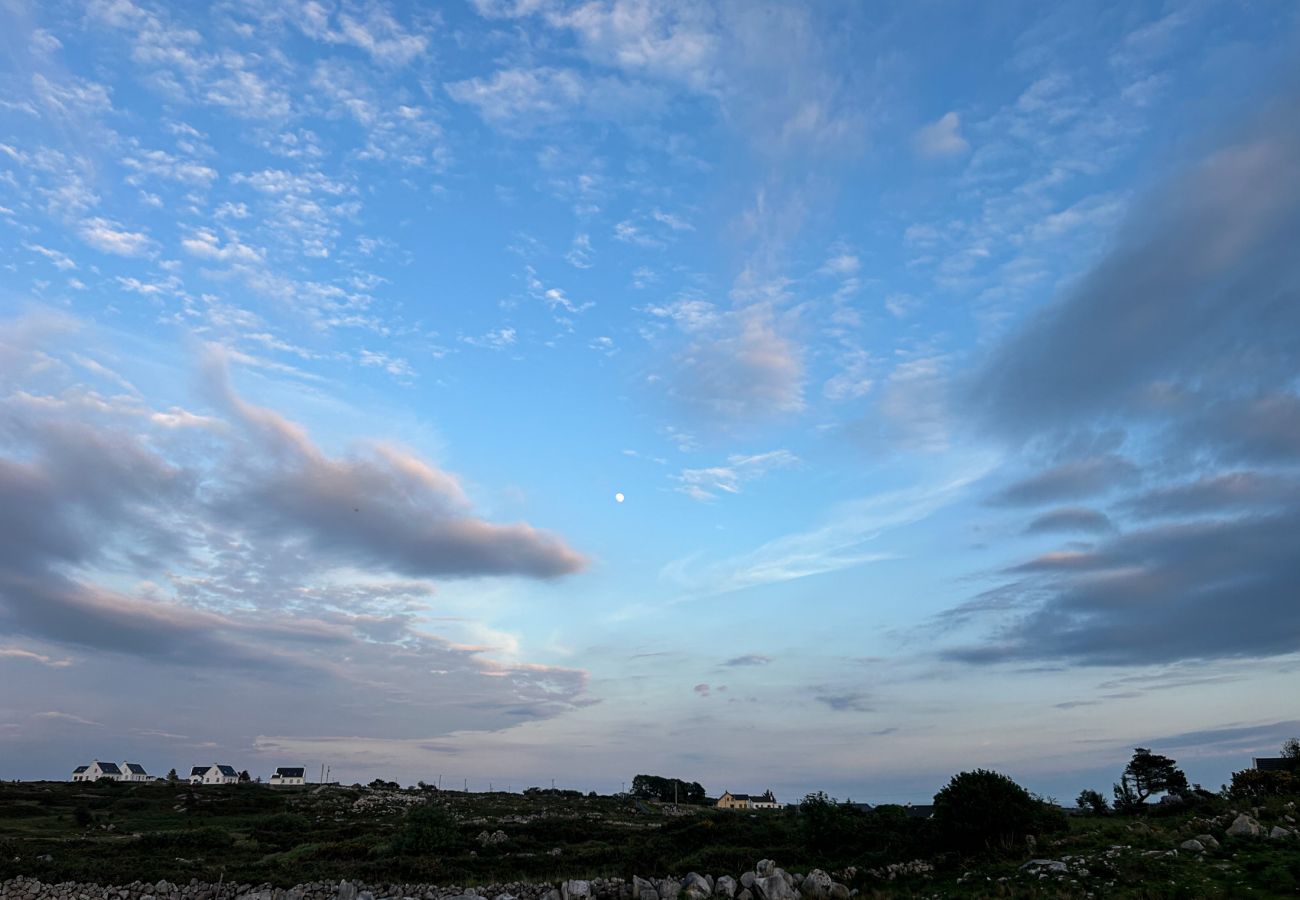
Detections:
[325, 766, 330, 784]
[437, 774, 441, 790]
[552, 778, 555, 790]
[320, 764, 325, 784]
[463, 777, 467, 792]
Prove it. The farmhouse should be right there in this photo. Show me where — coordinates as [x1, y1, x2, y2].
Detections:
[1253, 757, 1290, 772]
[70, 760, 122, 782]
[119, 762, 149, 782]
[189, 764, 239, 785]
[716, 789, 780, 810]
[269, 766, 306, 786]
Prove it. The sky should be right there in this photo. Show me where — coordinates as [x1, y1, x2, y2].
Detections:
[1, 0, 1299, 804]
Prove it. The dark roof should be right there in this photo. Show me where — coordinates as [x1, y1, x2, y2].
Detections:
[904, 805, 935, 819]
[275, 767, 305, 778]
[72, 766, 89, 774]
[1254, 757, 1290, 772]
[125, 763, 147, 774]
[723, 792, 751, 801]
[190, 766, 208, 776]
[97, 762, 122, 774]
[216, 765, 238, 776]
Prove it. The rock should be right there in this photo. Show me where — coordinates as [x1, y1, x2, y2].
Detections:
[1227, 814, 1262, 838]
[631, 878, 656, 900]
[1269, 826, 1293, 840]
[754, 863, 775, 880]
[682, 875, 710, 900]
[826, 886, 848, 900]
[1196, 834, 1220, 850]
[1179, 840, 1204, 853]
[357, 893, 374, 900]
[338, 886, 357, 900]
[736, 892, 751, 900]
[655, 881, 678, 900]
[750, 877, 793, 900]
[562, 883, 590, 900]
[738, 875, 755, 892]
[713, 878, 735, 900]
[1019, 860, 1068, 875]
[798, 871, 831, 900]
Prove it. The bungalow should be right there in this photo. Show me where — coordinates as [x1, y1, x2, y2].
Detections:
[269, 767, 306, 786]
[1253, 758, 1290, 772]
[716, 789, 780, 810]
[189, 764, 239, 785]
[71, 760, 122, 782]
[119, 762, 149, 782]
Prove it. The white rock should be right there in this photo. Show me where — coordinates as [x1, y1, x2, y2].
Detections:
[1269, 826, 1293, 840]
[798, 871, 831, 900]
[713, 877, 736, 899]
[1227, 814, 1262, 838]
[751, 877, 793, 900]
[754, 862, 775, 880]
[1196, 834, 1220, 850]
[561, 882, 590, 900]
[1179, 840, 1204, 853]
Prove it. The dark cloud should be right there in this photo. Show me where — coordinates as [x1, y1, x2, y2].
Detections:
[944, 510, 1300, 666]
[723, 653, 773, 666]
[1121, 471, 1298, 519]
[967, 94, 1300, 436]
[814, 691, 873, 712]
[991, 455, 1138, 506]
[1023, 507, 1115, 535]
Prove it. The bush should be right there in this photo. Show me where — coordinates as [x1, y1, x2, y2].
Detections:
[1076, 789, 1109, 815]
[932, 769, 1063, 856]
[72, 805, 92, 827]
[391, 803, 459, 856]
[1230, 768, 1298, 798]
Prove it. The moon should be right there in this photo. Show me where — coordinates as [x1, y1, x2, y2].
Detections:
[615, 492, 625, 503]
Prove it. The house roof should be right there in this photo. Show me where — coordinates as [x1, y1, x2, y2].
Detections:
[190, 766, 208, 776]
[97, 762, 122, 774]
[216, 765, 238, 777]
[724, 793, 751, 800]
[124, 763, 147, 774]
[72, 766, 89, 774]
[1254, 757, 1290, 772]
[275, 767, 305, 777]
[904, 804, 935, 819]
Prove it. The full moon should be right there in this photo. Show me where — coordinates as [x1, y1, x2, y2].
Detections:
[614, 492, 625, 503]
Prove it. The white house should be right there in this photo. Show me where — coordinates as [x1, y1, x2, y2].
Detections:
[189, 764, 239, 785]
[716, 789, 780, 810]
[120, 762, 149, 782]
[269, 766, 306, 786]
[71, 760, 122, 782]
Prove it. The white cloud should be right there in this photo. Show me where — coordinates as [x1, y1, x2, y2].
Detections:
[673, 449, 798, 501]
[78, 218, 154, 257]
[914, 111, 969, 159]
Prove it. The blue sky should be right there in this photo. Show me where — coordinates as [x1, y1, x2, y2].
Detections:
[2, 0, 1299, 803]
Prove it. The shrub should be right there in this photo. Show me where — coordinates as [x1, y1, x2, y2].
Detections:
[391, 803, 459, 856]
[1230, 768, 1298, 798]
[72, 805, 92, 827]
[1076, 789, 1109, 815]
[932, 769, 1063, 856]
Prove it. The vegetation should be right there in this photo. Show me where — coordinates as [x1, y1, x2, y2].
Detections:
[1113, 748, 1189, 811]
[3, 744, 1299, 899]
[630, 775, 706, 805]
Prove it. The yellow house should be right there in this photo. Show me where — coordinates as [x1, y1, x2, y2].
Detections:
[716, 789, 779, 810]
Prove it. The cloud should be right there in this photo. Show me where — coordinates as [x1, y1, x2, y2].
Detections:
[446, 67, 663, 131]
[1023, 507, 1115, 535]
[914, 111, 969, 159]
[814, 691, 872, 713]
[723, 654, 772, 667]
[673, 449, 797, 501]
[78, 217, 154, 256]
[943, 510, 1300, 666]
[1122, 472, 1299, 519]
[991, 455, 1139, 506]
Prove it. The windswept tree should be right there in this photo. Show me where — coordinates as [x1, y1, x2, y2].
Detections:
[1076, 789, 1108, 815]
[1282, 737, 1300, 772]
[1113, 748, 1188, 811]
[166, 768, 178, 783]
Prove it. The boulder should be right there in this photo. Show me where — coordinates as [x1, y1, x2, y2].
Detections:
[713, 878, 736, 900]
[631, 878, 656, 900]
[755, 862, 775, 879]
[655, 881, 678, 900]
[750, 877, 793, 900]
[736, 892, 751, 900]
[682, 875, 710, 900]
[826, 886, 848, 900]
[798, 871, 831, 900]
[1227, 814, 1262, 838]
[738, 875, 755, 892]
[1179, 840, 1204, 853]
[1269, 826, 1294, 840]
[562, 884, 590, 900]
[1018, 860, 1067, 875]
[1196, 834, 1220, 850]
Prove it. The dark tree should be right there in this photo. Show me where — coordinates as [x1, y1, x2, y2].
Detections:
[933, 769, 1065, 856]
[1076, 789, 1109, 815]
[1282, 737, 1300, 772]
[391, 803, 459, 855]
[238, 770, 251, 783]
[166, 768, 178, 783]
[1113, 748, 1188, 810]
[630, 774, 706, 804]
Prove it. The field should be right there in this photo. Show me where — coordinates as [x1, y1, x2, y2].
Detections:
[2, 781, 1299, 898]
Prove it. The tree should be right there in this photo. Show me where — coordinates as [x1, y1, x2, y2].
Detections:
[630, 774, 706, 805]
[238, 770, 251, 783]
[1282, 738, 1300, 773]
[1076, 789, 1109, 815]
[166, 768, 179, 783]
[1229, 768, 1297, 798]
[1113, 748, 1188, 811]
[933, 769, 1065, 856]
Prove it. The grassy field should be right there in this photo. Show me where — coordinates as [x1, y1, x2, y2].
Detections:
[2, 780, 1299, 898]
